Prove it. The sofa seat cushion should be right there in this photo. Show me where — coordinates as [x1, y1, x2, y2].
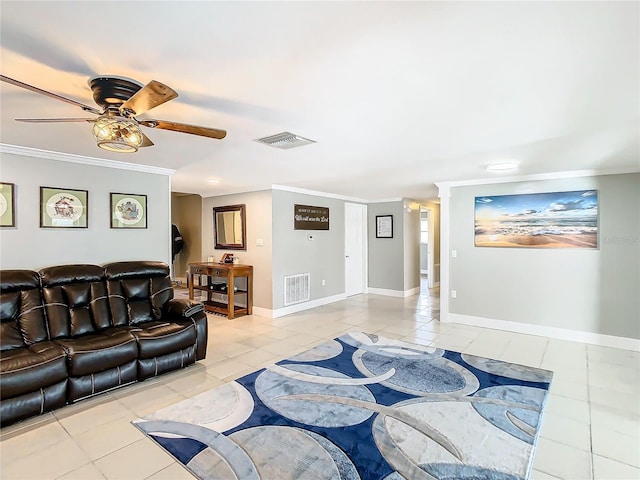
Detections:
[131, 322, 197, 359]
[67, 360, 137, 403]
[0, 342, 68, 399]
[54, 330, 137, 376]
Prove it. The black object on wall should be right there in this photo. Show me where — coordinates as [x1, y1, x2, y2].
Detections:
[172, 224, 185, 261]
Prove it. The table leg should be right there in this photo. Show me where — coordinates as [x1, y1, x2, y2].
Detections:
[247, 270, 253, 315]
[228, 271, 235, 319]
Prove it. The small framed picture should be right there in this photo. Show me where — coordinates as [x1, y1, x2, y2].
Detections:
[40, 186, 88, 228]
[111, 193, 147, 229]
[0, 182, 16, 227]
[376, 215, 393, 238]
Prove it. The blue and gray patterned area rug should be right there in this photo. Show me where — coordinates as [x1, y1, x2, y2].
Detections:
[133, 332, 553, 480]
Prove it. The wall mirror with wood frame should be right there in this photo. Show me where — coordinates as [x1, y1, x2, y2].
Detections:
[213, 204, 246, 250]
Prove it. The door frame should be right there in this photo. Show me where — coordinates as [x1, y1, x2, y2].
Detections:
[420, 206, 436, 289]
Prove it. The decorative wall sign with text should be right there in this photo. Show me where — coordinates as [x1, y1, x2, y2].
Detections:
[294, 204, 329, 230]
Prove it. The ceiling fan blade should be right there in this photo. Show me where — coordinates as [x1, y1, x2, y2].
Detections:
[140, 119, 227, 139]
[15, 117, 96, 123]
[1, 75, 102, 115]
[120, 80, 178, 116]
[139, 131, 154, 147]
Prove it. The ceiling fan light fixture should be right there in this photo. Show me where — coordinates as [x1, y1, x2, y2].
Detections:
[92, 116, 143, 153]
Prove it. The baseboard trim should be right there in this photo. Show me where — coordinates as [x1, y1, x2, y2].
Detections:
[252, 306, 273, 318]
[448, 313, 640, 352]
[254, 293, 348, 319]
[368, 287, 420, 298]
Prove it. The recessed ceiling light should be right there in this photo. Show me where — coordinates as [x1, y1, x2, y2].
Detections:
[486, 160, 519, 173]
[208, 178, 220, 184]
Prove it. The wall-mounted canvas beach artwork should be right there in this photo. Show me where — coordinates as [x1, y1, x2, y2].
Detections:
[475, 190, 598, 248]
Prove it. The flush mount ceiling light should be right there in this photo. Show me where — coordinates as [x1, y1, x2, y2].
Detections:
[255, 131, 316, 149]
[486, 160, 519, 173]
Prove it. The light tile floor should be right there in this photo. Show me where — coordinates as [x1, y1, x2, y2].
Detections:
[1, 287, 638, 479]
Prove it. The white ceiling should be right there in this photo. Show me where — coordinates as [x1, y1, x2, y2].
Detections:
[1, 1, 638, 201]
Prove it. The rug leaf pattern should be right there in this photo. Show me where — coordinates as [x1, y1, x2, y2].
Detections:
[133, 332, 553, 480]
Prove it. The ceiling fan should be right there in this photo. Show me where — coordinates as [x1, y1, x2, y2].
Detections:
[0, 74, 227, 153]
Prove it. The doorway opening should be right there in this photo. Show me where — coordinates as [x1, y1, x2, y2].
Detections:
[419, 207, 432, 290]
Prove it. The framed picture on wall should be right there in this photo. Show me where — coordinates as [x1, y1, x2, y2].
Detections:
[474, 190, 598, 248]
[111, 193, 147, 229]
[40, 186, 88, 228]
[0, 182, 16, 227]
[376, 215, 393, 238]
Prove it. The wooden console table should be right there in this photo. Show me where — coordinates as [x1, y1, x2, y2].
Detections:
[188, 263, 253, 319]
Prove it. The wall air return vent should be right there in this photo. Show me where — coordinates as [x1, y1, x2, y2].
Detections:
[284, 273, 310, 306]
[256, 132, 316, 149]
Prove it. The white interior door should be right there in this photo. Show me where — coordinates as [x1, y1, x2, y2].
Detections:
[345, 203, 367, 296]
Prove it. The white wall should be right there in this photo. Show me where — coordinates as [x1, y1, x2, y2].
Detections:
[202, 188, 359, 315]
[0, 152, 171, 270]
[367, 201, 404, 292]
[403, 201, 420, 292]
[201, 190, 273, 309]
[272, 190, 346, 309]
[367, 199, 424, 294]
[446, 172, 639, 341]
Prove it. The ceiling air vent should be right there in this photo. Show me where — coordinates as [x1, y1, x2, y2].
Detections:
[255, 132, 316, 149]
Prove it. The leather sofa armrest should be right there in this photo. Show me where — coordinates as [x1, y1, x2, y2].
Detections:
[163, 299, 208, 361]
[164, 298, 204, 318]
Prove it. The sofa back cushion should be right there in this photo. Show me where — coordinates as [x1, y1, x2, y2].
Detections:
[104, 261, 174, 326]
[40, 265, 111, 338]
[0, 270, 48, 350]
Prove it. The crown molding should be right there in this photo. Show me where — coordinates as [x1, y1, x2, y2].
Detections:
[271, 184, 409, 204]
[435, 167, 639, 189]
[271, 184, 367, 203]
[367, 197, 404, 203]
[0, 144, 175, 176]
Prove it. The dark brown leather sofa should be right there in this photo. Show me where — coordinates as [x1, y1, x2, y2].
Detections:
[0, 261, 207, 427]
